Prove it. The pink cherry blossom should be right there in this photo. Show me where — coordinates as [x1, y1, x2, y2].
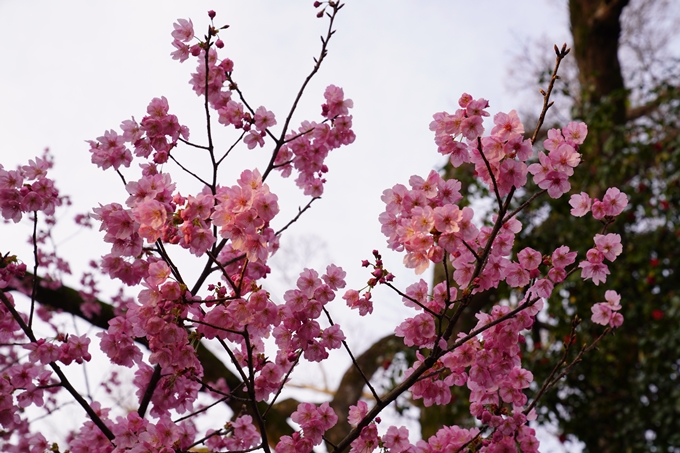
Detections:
[569, 192, 592, 217]
[601, 187, 628, 216]
[171, 18, 194, 42]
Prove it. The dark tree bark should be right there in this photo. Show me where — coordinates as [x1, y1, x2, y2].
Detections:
[569, 0, 629, 125]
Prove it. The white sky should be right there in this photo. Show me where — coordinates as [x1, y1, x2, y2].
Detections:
[0, 1, 581, 451]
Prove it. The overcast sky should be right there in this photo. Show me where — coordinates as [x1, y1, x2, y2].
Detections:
[0, 1, 580, 450]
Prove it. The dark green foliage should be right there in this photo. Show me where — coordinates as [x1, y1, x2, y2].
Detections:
[523, 85, 680, 452]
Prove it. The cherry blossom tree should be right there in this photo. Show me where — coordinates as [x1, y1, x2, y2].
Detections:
[1, 3, 629, 452]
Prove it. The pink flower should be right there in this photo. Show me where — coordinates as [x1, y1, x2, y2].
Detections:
[348, 400, 368, 425]
[383, 426, 411, 453]
[569, 192, 592, 217]
[517, 247, 542, 270]
[594, 233, 622, 261]
[244, 131, 265, 149]
[591, 291, 623, 327]
[461, 115, 484, 140]
[508, 367, 533, 389]
[322, 84, 353, 118]
[562, 121, 588, 145]
[491, 110, 524, 141]
[498, 158, 528, 192]
[605, 290, 622, 310]
[350, 424, 379, 453]
[538, 170, 570, 199]
[552, 245, 577, 268]
[433, 204, 462, 234]
[601, 187, 628, 216]
[322, 264, 346, 290]
[543, 128, 565, 151]
[171, 39, 190, 62]
[548, 143, 580, 175]
[527, 152, 552, 185]
[253, 106, 277, 132]
[579, 260, 610, 285]
[591, 303, 612, 325]
[395, 313, 436, 347]
[504, 134, 532, 161]
[531, 278, 553, 298]
[146, 261, 171, 286]
[171, 18, 194, 42]
[591, 200, 607, 219]
[504, 262, 530, 288]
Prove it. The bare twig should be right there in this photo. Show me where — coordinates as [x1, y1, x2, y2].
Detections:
[322, 307, 382, 404]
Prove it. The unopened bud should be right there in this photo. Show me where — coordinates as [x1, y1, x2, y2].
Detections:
[208, 10, 216, 19]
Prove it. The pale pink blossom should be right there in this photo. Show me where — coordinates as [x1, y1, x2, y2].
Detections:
[569, 192, 592, 217]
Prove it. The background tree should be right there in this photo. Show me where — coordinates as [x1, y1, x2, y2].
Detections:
[529, 1, 680, 451]
[426, 0, 680, 451]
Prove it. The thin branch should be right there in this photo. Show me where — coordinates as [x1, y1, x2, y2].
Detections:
[530, 44, 570, 145]
[476, 137, 503, 212]
[115, 169, 127, 186]
[205, 250, 238, 293]
[382, 283, 441, 319]
[242, 332, 271, 452]
[502, 189, 548, 224]
[322, 307, 382, 404]
[524, 325, 613, 415]
[191, 239, 230, 295]
[462, 240, 481, 262]
[169, 153, 212, 187]
[261, 2, 343, 182]
[174, 395, 231, 423]
[446, 295, 542, 353]
[275, 197, 320, 236]
[137, 364, 162, 417]
[263, 354, 301, 418]
[178, 137, 210, 150]
[217, 130, 247, 166]
[28, 211, 39, 329]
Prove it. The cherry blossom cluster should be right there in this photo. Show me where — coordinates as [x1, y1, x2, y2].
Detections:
[204, 415, 260, 452]
[171, 11, 356, 187]
[430, 94, 533, 197]
[526, 122, 586, 198]
[211, 169, 279, 262]
[591, 289, 624, 327]
[273, 85, 356, 196]
[379, 169, 468, 274]
[273, 265, 347, 364]
[342, 249, 395, 317]
[66, 408, 197, 453]
[336, 93, 629, 452]
[96, 257, 208, 417]
[276, 402, 337, 451]
[0, 155, 62, 223]
[0, 254, 26, 290]
[88, 96, 189, 169]
[0, 293, 91, 447]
